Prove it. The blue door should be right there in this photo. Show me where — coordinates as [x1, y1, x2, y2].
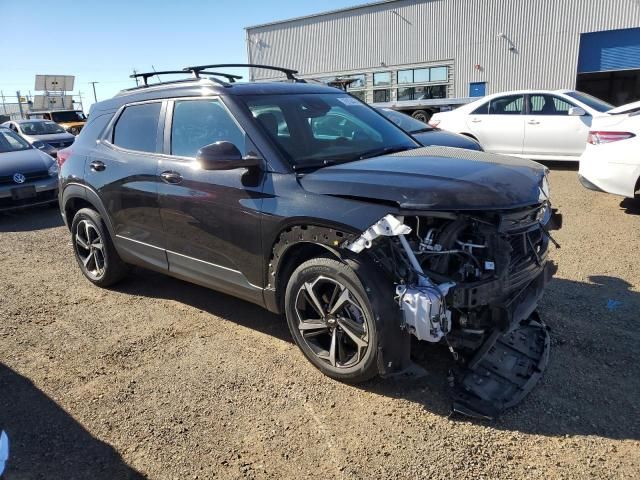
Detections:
[469, 82, 486, 97]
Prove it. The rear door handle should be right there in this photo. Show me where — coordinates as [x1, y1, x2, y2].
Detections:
[160, 171, 183, 184]
[527, 120, 540, 125]
[90, 160, 106, 172]
[470, 118, 482, 123]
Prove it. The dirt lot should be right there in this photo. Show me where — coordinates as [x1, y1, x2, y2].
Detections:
[0, 168, 639, 479]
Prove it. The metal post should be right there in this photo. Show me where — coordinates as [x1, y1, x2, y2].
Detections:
[132, 69, 139, 86]
[89, 82, 98, 102]
[16, 91, 25, 119]
[77, 91, 84, 112]
[0, 91, 6, 115]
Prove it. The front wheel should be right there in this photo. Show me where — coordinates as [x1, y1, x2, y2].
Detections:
[284, 257, 380, 383]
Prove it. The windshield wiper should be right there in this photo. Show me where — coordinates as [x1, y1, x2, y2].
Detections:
[358, 145, 416, 160]
[410, 127, 434, 134]
[292, 159, 338, 172]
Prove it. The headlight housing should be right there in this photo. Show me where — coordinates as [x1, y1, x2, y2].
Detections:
[48, 162, 59, 177]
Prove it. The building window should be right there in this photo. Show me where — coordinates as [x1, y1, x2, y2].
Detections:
[395, 85, 447, 101]
[414, 68, 430, 83]
[349, 90, 366, 102]
[430, 66, 447, 82]
[398, 69, 413, 84]
[373, 89, 390, 103]
[397, 87, 414, 100]
[347, 74, 366, 89]
[373, 72, 391, 86]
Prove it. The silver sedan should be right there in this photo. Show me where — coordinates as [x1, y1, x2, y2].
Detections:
[1, 119, 75, 158]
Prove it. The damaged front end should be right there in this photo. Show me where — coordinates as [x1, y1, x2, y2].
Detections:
[344, 203, 561, 419]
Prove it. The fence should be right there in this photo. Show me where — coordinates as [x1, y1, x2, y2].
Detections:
[0, 91, 85, 121]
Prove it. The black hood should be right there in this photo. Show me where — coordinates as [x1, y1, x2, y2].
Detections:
[298, 146, 546, 211]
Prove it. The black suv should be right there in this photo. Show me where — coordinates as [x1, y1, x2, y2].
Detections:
[58, 64, 561, 418]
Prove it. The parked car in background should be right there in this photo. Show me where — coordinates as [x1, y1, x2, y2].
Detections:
[376, 107, 483, 150]
[579, 100, 640, 198]
[25, 110, 87, 135]
[2, 119, 75, 158]
[0, 127, 58, 211]
[430, 90, 614, 161]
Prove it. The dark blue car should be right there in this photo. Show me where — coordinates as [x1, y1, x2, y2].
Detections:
[376, 107, 483, 151]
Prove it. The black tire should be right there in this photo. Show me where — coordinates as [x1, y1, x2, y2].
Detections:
[284, 256, 384, 383]
[411, 109, 431, 123]
[71, 208, 128, 287]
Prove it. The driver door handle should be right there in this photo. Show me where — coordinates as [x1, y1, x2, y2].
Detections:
[160, 171, 183, 184]
[527, 120, 540, 125]
[470, 118, 482, 123]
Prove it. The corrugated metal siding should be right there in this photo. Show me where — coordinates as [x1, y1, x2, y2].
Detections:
[246, 0, 640, 96]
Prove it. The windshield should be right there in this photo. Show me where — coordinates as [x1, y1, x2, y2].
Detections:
[0, 129, 32, 153]
[50, 111, 87, 123]
[565, 91, 614, 113]
[20, 121, 66, 135]
[378, 107, 433, 133]
[242, 93, 418, 169]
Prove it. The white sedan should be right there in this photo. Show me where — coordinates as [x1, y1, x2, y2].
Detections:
[430, 90, 614, 161]
[579, 101, 640, 198]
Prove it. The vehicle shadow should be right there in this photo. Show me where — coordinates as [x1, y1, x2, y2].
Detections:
[0, 205, 63, 232]
[620, 197, 640, 215]
[113, 269, 640, 441]
[0, 364, 145, 479]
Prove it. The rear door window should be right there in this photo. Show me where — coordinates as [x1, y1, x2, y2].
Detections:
[112, 102, 161, 152]
[488, 95, 524, 115]
[170, 99, 246, 158]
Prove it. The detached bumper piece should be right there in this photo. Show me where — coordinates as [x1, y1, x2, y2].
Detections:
[451, 312, 550, 420]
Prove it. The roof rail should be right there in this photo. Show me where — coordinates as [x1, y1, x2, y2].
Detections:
[183, 63, 304, 82]
[129, 69, 241, 87]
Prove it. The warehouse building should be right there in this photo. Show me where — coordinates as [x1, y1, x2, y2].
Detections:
[245, 0, 640, 117]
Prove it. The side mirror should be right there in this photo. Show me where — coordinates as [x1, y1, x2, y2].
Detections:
[196, 141, 261, 171]
[568, 106, 586, 116]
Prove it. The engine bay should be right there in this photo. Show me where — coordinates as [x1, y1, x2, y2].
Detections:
[344, 205, 561, 418]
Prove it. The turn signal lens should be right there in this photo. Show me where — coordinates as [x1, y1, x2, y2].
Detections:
[587, 131, 635, 145]
[57, 147, 72, 168]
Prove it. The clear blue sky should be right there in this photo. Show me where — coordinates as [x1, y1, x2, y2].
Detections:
[0, 0, 362, 110]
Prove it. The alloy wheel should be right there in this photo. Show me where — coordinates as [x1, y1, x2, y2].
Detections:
[75, 219, 106, 280]
[294, 276, 369, 369]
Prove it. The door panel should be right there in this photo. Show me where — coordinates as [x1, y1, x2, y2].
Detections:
[87, 101, 167, 269]
[158, 98, 265, 298]
[466, 95, 525, 154]
[523, 94, 592, 158]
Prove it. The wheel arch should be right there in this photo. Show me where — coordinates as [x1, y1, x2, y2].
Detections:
[266, 224, 355, 314]
[61, 184, 115, 237]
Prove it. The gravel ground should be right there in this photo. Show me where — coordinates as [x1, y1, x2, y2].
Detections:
[0, 167, 639, 479]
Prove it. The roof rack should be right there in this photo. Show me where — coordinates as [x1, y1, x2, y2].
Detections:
[130, 69, 241, 86]
[183, 63, 304, 82]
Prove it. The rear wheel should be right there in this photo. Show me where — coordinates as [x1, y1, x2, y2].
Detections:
[284, 257, 380, 383]
[411, 109, 431, 123]
[71, 208, 128, 287]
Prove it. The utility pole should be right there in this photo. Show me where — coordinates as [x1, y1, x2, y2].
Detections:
[77, 91, 84, 112]
[16, 91, 25, 119]
[89, 82, 99, 102]
[132, 68, 139, 86]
